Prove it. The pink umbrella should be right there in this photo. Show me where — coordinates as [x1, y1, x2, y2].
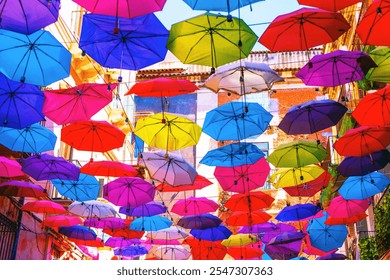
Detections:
[214, 157, 270, 194]
[21, 200, 67, 214]
[84, 217, 127, 231]
[171, 197, 219, 216]
[326, 196, 371, 218]
[42, 215, 83, 228]
[0, 156, 25, 178]
[0, 180, 46, 198]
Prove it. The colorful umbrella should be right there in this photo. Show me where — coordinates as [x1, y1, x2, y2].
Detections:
[154, 245, 191, 260]
[139, 151, 197, 186]
[80, 160, 138, 178]
[190, 225, 232, 241]
[43, 83, 117, 125]
[0, 0, 61, 34]
[129, 216, 173, 231]
[296, 50, 376, 87]
[42, 215, 83, 228]
[214, 157, 271, 193]
[21, 154, 80, 181]
[134, 112, 202, 152]
[268, 231, 306, 245]
[364, 46, 390, 83]
[0, 180, 46, 198]
[327, 196, 370, 219]
[259, 7, 350, 52]
[221, 234, 259, 247]
[171, 197, 219, 216]
[203, 61, 284, 96]
[282, 169, 332, 197]
[119, 201, 167, 217]
[267, 140, 329, 168]
[114, 245, 149, 257]
[177, 213, 222, 229]
[59, 225, 97, 241]
[224, 191, 275, 211]
[275, 204, 321, 222]
[351, 86, 390, 126]
[79, 13, 168, 71]
[103, 177, 156, 207]
[183, 236, 227, 260]
[0, 156, 25, 178]
[61, 120, 126, 153]
[297, 0, 362, 12]
[182, 0, 265, 13]
[0, 29, 71, 86]
[68, 200, 117, 219]
[0, 123, 56, 153]
[105, 237, 141, 248]
[84, 217, 127, 231]
[166, 12, 258, 72]
[261, 223, 298, 244]
[324, 212, 368, 225]
[69, 237, 104, 248]
[51, 173, 100, 202]
[227, 246, 264, 260]
[316, 253, 348, 260]
[0, 73, 44, 129]
[202, 101, 273, 141]
[226, 210, 272, 226]
[338, 172, 390, 200]
[238, 222, 280, 234]
[200, 142, 265, 167]
[333, 126, 390, 157]
[278, 99, 348, 135]
[264, 240, 301, 260]
[146, 226, 188, 241]
[156, 174, 212, 192]
[21, 200, 67, 214]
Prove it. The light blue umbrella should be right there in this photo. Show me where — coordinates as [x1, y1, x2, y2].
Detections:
[129, 216, 172, 232]
[182, 0, 265, 13]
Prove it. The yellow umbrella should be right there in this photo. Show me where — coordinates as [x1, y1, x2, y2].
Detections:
[268, 165, 326, 189]
[221, 234, 258, 247]
[134, 112, 202, 152]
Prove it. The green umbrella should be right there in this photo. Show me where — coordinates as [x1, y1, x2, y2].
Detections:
[365, 46, 390, 83]
[267, 140, 328, 168]
[166, 12, 258, 72]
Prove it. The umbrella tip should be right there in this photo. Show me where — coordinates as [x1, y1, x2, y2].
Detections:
[210, 68, 215, 74]
[114, 27, 119, 34]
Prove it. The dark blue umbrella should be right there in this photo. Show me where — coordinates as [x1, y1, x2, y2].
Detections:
[337, 149, 390, 176]
[0, 29, 71, 86]
[202, 101, 273, 141]
[119, 201, 167, 217]
[178, 213, 222, 229]
[190, 225, 232, 241]
[338, 172, 390, 200]
[129, 216, 172, 232]
[51, 173, 100, 202]
[58, 225, 97, 241]
[275, 203, 320, 222]
[316, 253, 347, 260]
[267, 231, 306, 245]
[0, 123, 56, 153]
[182, 0, 265, 13]
[114, 245, 149, 257]
[79, 13, 168, 71]
[199, 142, 265, 167]
[0, 73, 44, 129]
[21, 154, 80, 181]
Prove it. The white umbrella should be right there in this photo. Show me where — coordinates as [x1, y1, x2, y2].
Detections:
[68, 200, 117, 219]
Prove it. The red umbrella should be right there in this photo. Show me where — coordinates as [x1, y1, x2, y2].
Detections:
[43, 83, 117, 125]
[42, 215, 83, 228]
[283, 169, 332, 197]
[356, 0, 390, 46]
[0, 180, 46, 198]
[61, 120, 126, 153]
[326, 196, 370, 218]
[69, 237, 105, 248]
[297, 0, 362, 12]
[80, 160, 139, 177]
[156, 174, 213, 192]
[333, 126, 390, 156]
[259, 7, 350, 52]
[171, 197, 219, 216]
[225, 210, 272, 226]
[227, 246, 263, 260]
[324, 212, 368, 225]
[103, 227, 144, 239]
[0, 156, 25, 178]
[224, 191, 275, 212]
[21, 200, 67, 214]
[183, 237, 227, 260]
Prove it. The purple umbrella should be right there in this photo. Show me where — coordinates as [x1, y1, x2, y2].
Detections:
[58, 225, 97, 241]
[278, 99, 348, 135]
[238, 222, 280, 234]
[177, 213, 222, 229]
[119, 201, 167, 217]
[296, 50, 377, 87]
[84, 217, 126, 231]
[261, 223, 297, 244]
[21, 154, 80, 181]
[103, 177, 156, 207]
[264, 240, 302, 260]
[337, 149, 390, 176]
[268, 231, 306, 245]
[316, 253, 348, 260]
[114, 245, 149, 257]
[105, 237, 141, 248]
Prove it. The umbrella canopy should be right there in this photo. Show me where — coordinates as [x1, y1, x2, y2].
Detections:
[238, 222, 280, 234]
[338, 172, 390, 200]
[69, 237, 104, 248]
[259, 7, 350, 52]
[0, 123, 56, 153]
[337, 149, 390, 176]
[333, 126, 390, 157]
[171, 197, 219, 216]
[51, 173, 100, 202]
[365, 46, 390, 83]
[268, 165, 326, 189]
[119, 201, 167, 217]
[316, 253, 348, 260]
[0, 0, 60, 34]
[105, 227, 144, 239]
[21, 200, 67, 214]
[154, 245, 191, 260]
[0, 29, 71, 86]
[0, 73, 44, 129]
[261, 223, 298, 244]
[61, 120, 126, 153]
[21, 154, 80, 181]
[267, 140, 329, 168]
[146, 226, 188, 241]
[156, 174, 212, 192]
[129, 216, 173, 232]
[42, 215, 83, 228]
[59, 225, 97, 241]
[134, 112, 202, 152]
[114, 245, 149, 257]
[202, 101, 273, 141]
[80, 160, 138, 178]
[167, 12, 258, 71]
[178, 213, 222, 229]
[105, 237, 141, 248]
[297, 0, 362, 12]
[227, 246, 264, 260]
[68, 200, 117, 219]
[214, 157, 271, 193]
[0, 156, 25, 178]
[0, 180, 46, 198]
[226, 210, 272, 226]
[268, 231, 306, 245]
[306, 211, 348, 252]
[183, 237, 227, 260]
[326, 196, 371, 218]
[79, 13, 168, 71]
[203, 61, 284, 96]
[200, 142, 265, 167]
[351, 86, 390, 126]
[282, 170, 332, 197]
[139, 151, 197, 186]
[296, 50, 376, 87]
[324, 212, 368, 225]
[190, 225, 232, 241]
[278, 99, 348, 135]
[221, 234, 259, 247]
[103, 177, 156, 207]
[84, 217, 127, 231]
[43, 83, 117, 125]
[356, 0, 390, 46]
[182, 0, 265, 13]
[264, 240, 301, 260]
[275, 203, 321, 222]
[224, 191, 275, 211]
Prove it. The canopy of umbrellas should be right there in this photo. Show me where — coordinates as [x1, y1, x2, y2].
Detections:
[0, 0, 389, 260]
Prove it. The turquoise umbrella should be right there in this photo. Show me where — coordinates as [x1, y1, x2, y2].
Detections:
[129, 216, 172, 232]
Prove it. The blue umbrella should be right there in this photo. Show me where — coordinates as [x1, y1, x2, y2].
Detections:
[0, 29, 71, 86]
[79, 13, 168, 71]
[58, 225, 97, 241]
[119, 201, 167, 217]
[129, 216, 172, 232]
[316, 253, 347, 260]
[114, 245, 149, 257]
[190, 225, 232, 241]
[199, 142, 265, 167]
[51, 173, 100, 202]
[0, 123, 56, 153]
[338, 172, 390, 200]
[0, 74, 44, 129]
[202, 101, 273, 141]
[182, 0, 265, 13]
[275, 203, 321, 222]
[178, 213, 222, 229]
[306, 211, 348, 252]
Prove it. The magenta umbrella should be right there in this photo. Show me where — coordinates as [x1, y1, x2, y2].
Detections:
[0, 180, 46, 198]
[326, 196, 371, 219]
[84, 217, 127, 231]
[214, 157, 270, 194]
[171, 197, 219, 216]
[0, 156, 25, 178]
[103, 177, 156, 207]
[105, 237, 141, 248]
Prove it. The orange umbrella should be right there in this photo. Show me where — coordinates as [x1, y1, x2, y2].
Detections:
[224, 191, 275, 212]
